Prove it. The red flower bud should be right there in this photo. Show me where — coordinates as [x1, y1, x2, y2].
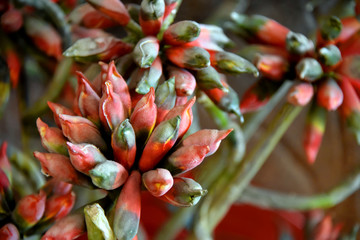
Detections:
[89, 160, 128, 190]
[42, 179, 72, 196]
[168, 66, 196, 96]
[140, 0, 165, 36]
[164, 0, 179, 19]
[67, 142, 107, 175]
[113, 171, 141, 240]
[59, 114, 107, 151]
[5, 49, 21, 88]
[254, 54, 288, 81]
[175, 96, 188, 106]
[48, 102, 75, 130]
[138, 116, 180, 172]
[87, 0, 131, 26]
[0, 224, 19, 240]
[335, 17, 360, 44]
[99, 81, 126, 132]
[34, 152, 91, 187]
[338, 29, 360, 58]
[166, 46, 210, 70]
[317, 78, 343, 111]
[12, 191, 46, 231]
[1, 9, 23, 33]
[287, 82, 314, 106]
[37, 118, 68, 155]
[43, 191, 76, 221]
[182, 129, 232, 156]
[142, 168, 173, 197]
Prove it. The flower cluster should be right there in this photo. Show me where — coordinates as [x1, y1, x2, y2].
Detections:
[228, 12, 360, 163]
[0, 142, 75, 238]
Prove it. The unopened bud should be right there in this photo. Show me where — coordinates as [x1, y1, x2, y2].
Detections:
[87, 0, 131, 26]
[296, 58, 323, 82]
[37, 118, 68, 155]
[168, 66, 196, 96]
[132, 57, 163, 95]
[254, 54, 288, 81]
[166, 46, 210, 70]
[163, 20, 200, 45]
[0, 223, 19, 240]
[142, 168, 173, 197]
[196, 66, 227, 91]
[90, 160, 128, 190]
[320, 16, 342, 41]
[140, 0, 165, 36]
[286, 32, 314, 55]
[155, 77, 176, 124]
[84, 203, 115, 240]
[318, 45, 342, 66]
[287, 82, 314, 106]
[43, 191, 76, 221]
[133, 37, 159, 68]
[48, 102, 75, 129]
[317, 78, 343, 111]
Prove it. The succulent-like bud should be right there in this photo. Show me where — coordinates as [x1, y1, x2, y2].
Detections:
[196, 66, 227, 91]
[89, 160, 128, 190]
[138, 116, 180, 172]
[142, 168, 173, 197]
[58, 114, 107, 151]
[24, 17, 62, 59]
[43, 191, 76, 221]
[296, 58, 323, 82]
[36, 118, 68, 156]
[113, 171, 141, 240]
[166, 46, 210, 70]
[163, 97, 195, 139]
[162, 177, 206, 207]
[318, 45, 342, 66]
[0, 223, 19, 240]
[67, 142, 107, 175]
[303, 103, 326, 164]
[140, 0, 165, 36]
[287, 82, 314, 106]
[130, 88, 157, 145]
[84, 203, 115, 240]
[163, 145, 210, 175]
[69, 3, 117, 29]
[133, 37, 159, 68]
[99, 81, 126, 132]
[48, 102, 75, 129]
[286, 32, 314, 55]
[168, 66, 196, 96]
[182, 129, 232, 156]
[42, 212, 86, 240]
[1, 8, 23, 33]
[42, 179, 72, 196]
[317, 78, 343, 111]
[64, 36, 133, 62]
[112, 120, 136, 170]
[87, 0, 131, 26]
[320, 16, 342, 41]
[12, 191, 46, 231]
[254, 54, 288, 81]
[34, 152, 91, 187]
[155, 77, 177, 124]
[163, 20, 200, 45]
[210, 51, 259, 76]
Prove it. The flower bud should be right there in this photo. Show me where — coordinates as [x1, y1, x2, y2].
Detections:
[34, 152, 91, 187]
[317, 78, 343, 111]
[113, 171, 141, 240]
[142, 168, 173, 197]
[176, 96, 191, 106]
[155, 77, 177, 124]
[320, 16, 342, 41]
[133, 37, 159, 68]
[254, 54, 288, 81]
[138, 116, 180, 172]
[1, 8, 23, 33]
[5, 49, 21, 88]
[87, 0, 131, 26]
[162, 177, 206, 207]
[210, 51, 259, 76]
[286, 32, 314, 55]
[163, 97, 195, 139]
[140, 0, 165, 36]
[296, 58, 323, 82]
[164, 0, 179, 19]
[59, 114, 107, 151]
[64, 36, 133, 62]
[42, 179, 72, 196]
[303, 103, 326, 164]
[164, 145, 210, 175]
[166, 46, 210, 70]
[84, 203, 115, 240]
[168, 66, 196, 96]
[76, 72, 101, 125]
[99, 81, 126, 132]
[12, 191, 46, 231]
[335, 17, 360, 44]
[24, 17, 62, 59]
[287, 82, 314, 106]
[112, 119, 136, 170]
[89, 160, 128, 190]
[196, 66, 227, 91]
[43, 191, 76, 221]
[37, 118, 68, 155]
[130, 88, 157, 145]
[48, 102, 75, 129]
[318, 45, 342, 67]
[198, 24, 233, 48]
[163, 20, 200, 45]
[67, 142, 107, 175]
[42, 212, 86, 240]
[182, 129, 232, 156]
[0, 223, 19, 240]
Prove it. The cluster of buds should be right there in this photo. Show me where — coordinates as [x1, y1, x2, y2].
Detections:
[34, 60, 232, 239]
[228, 11, 360, 163]
[0, 142, 75, 238]
[64, 0, 258, 118]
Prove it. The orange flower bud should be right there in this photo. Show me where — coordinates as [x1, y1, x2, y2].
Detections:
[42, 179, 72, 196]
[254, 54, 288, 81]
[36, 118, 68, 155]
[335, 17, 360, 44]
[87, 0, 131, 26]
[287, 82, 314, 106]
[139, 0, 165, 36]
[0, 223, 19, 240]
[168, 66, 196, 96]
[142, 168, 173, 197]
[317, 78, 343, 111]
[48, 102, 75, 130]
[5, 49, 21, 88]
[43, 191, 76, 221]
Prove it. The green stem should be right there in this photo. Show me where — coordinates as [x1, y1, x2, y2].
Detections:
[21, 57, 73, 121]
[240, 167, 360, 210]
[125, 19, 144, 39]
[193, 103, 302, 239]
